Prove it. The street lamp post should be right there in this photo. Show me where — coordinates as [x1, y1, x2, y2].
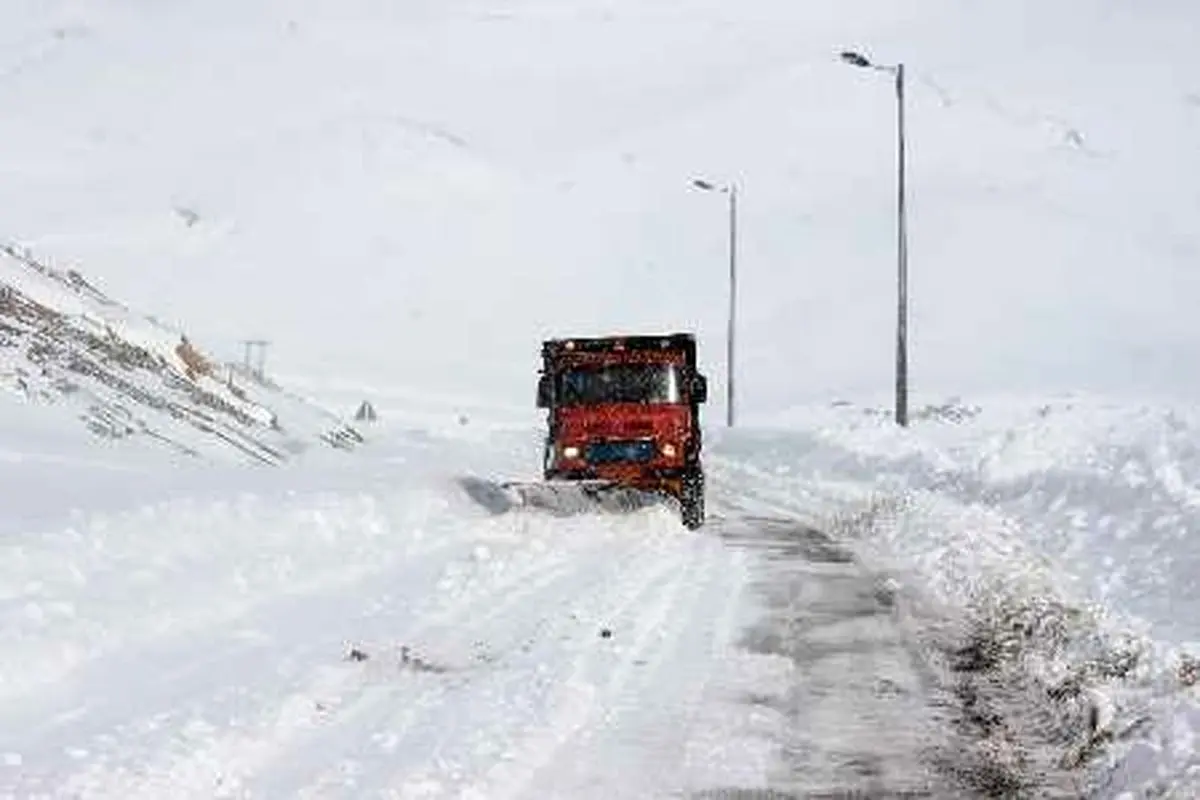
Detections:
[840, 49, 909, 428]
[691, 178, 738, 428]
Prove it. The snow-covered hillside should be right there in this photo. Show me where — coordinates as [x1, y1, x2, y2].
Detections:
[0, 244, 362, 463]
[2, 0, 1197, 411]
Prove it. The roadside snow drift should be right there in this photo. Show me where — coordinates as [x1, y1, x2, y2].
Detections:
[722, 396, 1200, 797]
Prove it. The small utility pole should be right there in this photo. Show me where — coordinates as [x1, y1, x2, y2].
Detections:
[240, 339, 270, 379]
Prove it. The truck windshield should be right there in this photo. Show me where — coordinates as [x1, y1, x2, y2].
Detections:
[558, 363, 683, 405]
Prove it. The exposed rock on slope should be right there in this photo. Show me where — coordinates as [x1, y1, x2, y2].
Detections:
[0, 244, 361, 464]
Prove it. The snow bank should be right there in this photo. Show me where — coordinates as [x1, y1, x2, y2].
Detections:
[716, 395, 1200, 797]
[0, 474, 463, 706]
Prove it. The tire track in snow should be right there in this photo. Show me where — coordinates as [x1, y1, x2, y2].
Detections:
[54, 512, 681, 799]
[505, 528, 730, 799]
[34, 509, 545, 799]
[462, 541, 705, 798]
[321, 524, 691, 796]
[255, 532, 625, 797]
[60, 548, 567, 797]
[377, 522, 718, 799]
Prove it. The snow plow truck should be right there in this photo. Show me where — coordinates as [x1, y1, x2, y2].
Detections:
[496, 333, 709, 529]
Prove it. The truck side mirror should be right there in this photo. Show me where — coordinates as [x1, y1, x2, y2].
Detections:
[536, 375, 553, 408]
[691, 374, 708, 404]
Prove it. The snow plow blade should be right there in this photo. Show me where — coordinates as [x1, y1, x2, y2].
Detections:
[458, 476, 671, 517]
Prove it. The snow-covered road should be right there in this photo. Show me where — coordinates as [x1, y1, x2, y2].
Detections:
[0, 472, 977, 799]
[705, 515, 960, 797]
[6, 401, 1200, 798]
[0, 482, 743, 798]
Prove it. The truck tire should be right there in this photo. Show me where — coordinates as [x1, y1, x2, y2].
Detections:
[680, 469, 705, 530]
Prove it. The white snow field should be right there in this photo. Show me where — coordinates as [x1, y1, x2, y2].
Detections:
[2, 0, 1200, 797]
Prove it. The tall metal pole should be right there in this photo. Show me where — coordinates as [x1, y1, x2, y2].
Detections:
[727, 184, 737, 428]
[691, 176, 739, 428]
[840, 50, 911, 428]
[895, 63, 909, 427]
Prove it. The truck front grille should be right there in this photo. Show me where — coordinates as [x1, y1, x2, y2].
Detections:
[585, 439, 656, 465]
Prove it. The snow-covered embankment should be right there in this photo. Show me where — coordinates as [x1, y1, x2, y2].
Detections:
[714, 397, 1200, 797]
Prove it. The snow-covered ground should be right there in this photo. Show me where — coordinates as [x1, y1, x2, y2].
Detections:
[0, 422, 815, 799]
[2, 398, 1198, 797]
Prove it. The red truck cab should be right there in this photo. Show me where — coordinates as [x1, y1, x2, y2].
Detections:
[536, 333, 708, 528]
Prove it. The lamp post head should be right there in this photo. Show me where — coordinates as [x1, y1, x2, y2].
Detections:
[692, 178, 735, 195]
[840, 49, 901, 77]
[840, 50, 873, 69]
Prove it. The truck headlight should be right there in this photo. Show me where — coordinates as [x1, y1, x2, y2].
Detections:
[661, 443, 677, 458]
[562, 445, 581, 459]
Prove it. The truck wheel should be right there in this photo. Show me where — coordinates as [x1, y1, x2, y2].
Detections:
[680, 469, 705, 530]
